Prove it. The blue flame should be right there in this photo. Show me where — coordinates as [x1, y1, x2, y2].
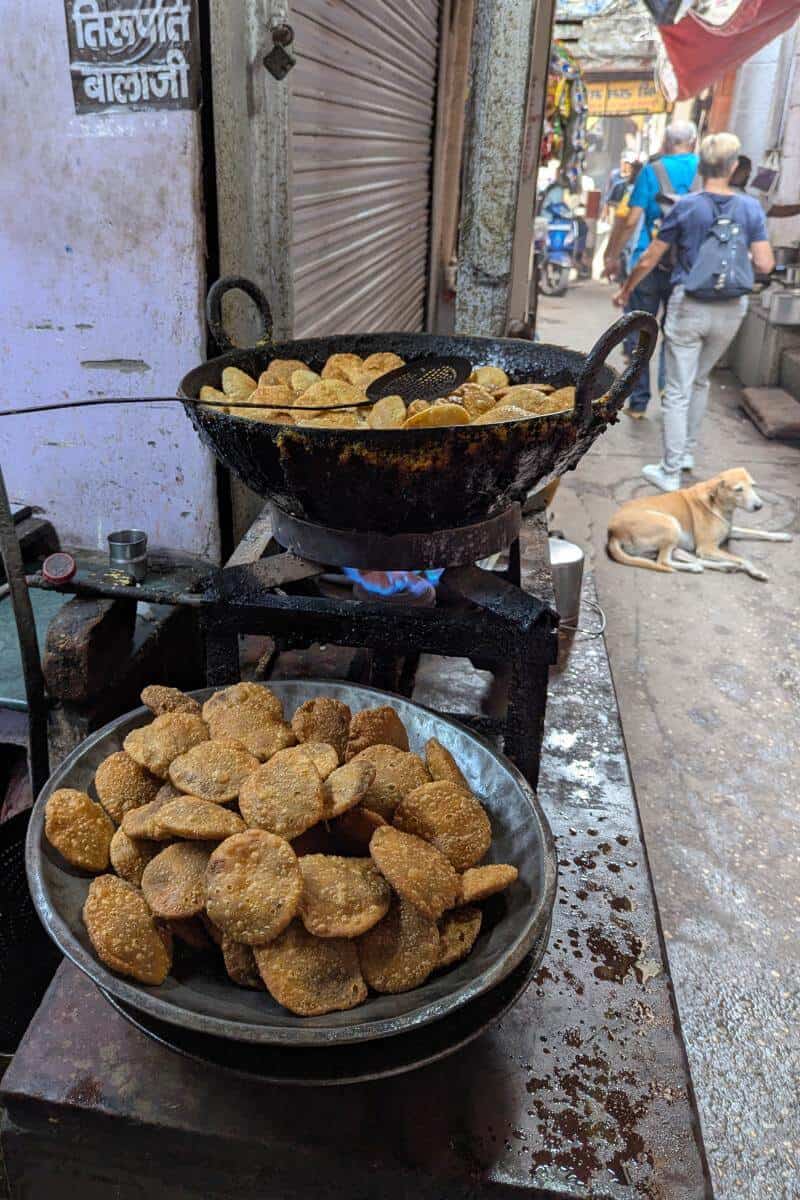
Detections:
[344, 567, 443, 598]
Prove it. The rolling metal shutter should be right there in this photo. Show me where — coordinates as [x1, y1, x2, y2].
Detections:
[289, 0, 440, 337]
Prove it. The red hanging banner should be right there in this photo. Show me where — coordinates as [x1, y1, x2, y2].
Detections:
[660, 0, 799, 99]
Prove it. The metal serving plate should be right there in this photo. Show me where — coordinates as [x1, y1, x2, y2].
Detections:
[27, 681, 557, 1047]
[100, 936, 548, 1086]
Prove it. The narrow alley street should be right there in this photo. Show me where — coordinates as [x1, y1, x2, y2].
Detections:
[540, 280, 800, 1198]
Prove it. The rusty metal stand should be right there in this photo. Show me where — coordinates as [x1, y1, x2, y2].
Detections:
[200, 513, 558, 788]
[0, 465, 49, 796]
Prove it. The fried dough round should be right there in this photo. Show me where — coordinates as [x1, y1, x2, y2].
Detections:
[406, 399, 429, 417]
[94, 751, 160, 824]
[121, 792, 194, 840]
[437, 906, 482, 967]
[290, 368, 321, 394]
[368, 395, 406, 429]
[458, 864, 518, 904]
[202, 682, 283, 723]
[206, 703, 296, 762]
[140, 685, 201, 717]
[470, 365, 508, 389]
[362, 351, 404, 375]
[357, 897, 439, 994]
[45, 788, 114, 872]
[222, 366, 257, 399]
[321, 352, 363, 382]
[403, 403, 469, 429]
[83, 874, 171, 985]
[361, 779, 402, 821]
[394, 781, 491, 871]
[123, 713, 209, 780]
[302, 379, 363, 410]
[332, 806, 387, 852]
[205, 830, 302, 945]
[472, 405, 531, 425]
[299, 409, 361, 429]
[322, 759, 376, 819]
[141, 842, 211, 919]
[168, 738, 259, 802]
[425, 737, 469, 790]
[295, 742, 339, 780]
[222, 935, 264, 989]
[291, 696, 351, 761]
[345, 706, 409, 761]
[238, 747, 325, 839]
[451, 383, 496, 420]
[369, 826, 458, 920]
[298, 855, 391, 939]
[491, 384, 553, 412]
[152, 797, 246, 841]
[109, 827, 159, 886]
[200, 384, 227, 409]
[259, 358, 309, 386]
[349, 744, 429, 819]
[254, 921, 367, 1015]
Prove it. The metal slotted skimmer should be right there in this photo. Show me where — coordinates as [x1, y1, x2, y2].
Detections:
[365, 356, 472, 404]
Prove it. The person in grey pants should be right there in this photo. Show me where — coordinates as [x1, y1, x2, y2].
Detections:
[613, 132, 774, 493]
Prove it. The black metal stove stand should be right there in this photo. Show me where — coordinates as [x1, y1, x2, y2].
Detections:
[201, 504, 558, 787]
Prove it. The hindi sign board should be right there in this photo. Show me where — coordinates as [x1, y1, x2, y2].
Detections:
[587, 78, 668, 117]
[65, 0, 199, 113]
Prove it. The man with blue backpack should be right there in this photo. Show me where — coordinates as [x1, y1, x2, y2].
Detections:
[613, 132, 774, 493]
[605, 121, 700, 417]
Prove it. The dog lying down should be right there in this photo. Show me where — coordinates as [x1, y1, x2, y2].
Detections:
[607, 468, 792, 581]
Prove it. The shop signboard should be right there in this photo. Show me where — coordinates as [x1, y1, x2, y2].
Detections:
[64, 0, 199, 112]
[587, 77, 668, 116]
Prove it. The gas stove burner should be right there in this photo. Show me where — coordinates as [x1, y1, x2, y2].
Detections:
[269, 503, 522, 570]
[350, 575, 437, 606]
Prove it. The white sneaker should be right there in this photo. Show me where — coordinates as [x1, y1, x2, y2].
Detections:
[680, 453, 695, 471]
[641, 463, 680, 493]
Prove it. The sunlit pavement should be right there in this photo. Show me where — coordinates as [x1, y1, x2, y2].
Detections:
[539, 279, 800, 1199]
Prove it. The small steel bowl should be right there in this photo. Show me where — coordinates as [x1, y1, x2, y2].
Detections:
[108, 529, 148, 583]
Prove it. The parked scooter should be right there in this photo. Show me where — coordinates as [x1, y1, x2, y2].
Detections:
[534, 200, 581, 297]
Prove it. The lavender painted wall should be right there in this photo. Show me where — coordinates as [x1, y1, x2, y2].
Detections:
[0, 0, 219, 558]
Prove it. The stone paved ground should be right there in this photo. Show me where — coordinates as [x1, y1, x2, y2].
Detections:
[539, 280, 800, 1199]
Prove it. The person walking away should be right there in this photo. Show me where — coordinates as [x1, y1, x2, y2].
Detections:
[602, 151, 636, 224]
[604, 121, 699, 416]
[613, 132, 774, 492]
[605, 161, 642, 279]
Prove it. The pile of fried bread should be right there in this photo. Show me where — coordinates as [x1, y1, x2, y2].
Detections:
[199, 352, 580, 429]
[44, 684, 518, 1017]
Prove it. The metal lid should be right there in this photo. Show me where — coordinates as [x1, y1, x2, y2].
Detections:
[41, 552, 77, 585]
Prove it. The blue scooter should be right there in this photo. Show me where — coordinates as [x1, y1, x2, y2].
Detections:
[534, 200, 580, 297]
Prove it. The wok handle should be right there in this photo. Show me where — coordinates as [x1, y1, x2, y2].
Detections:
[574, 311, 658, 429]
[206, 275, 274, 353]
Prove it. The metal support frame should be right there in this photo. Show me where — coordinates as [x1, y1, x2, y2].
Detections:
[0, 466, 49, 796]
[200, 547, 557, 787]
[455, 0, 538, 336]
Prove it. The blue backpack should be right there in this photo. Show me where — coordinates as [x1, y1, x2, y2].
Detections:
[684, 194, 754, 301]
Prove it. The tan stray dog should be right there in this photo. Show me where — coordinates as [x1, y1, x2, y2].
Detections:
[607, 468, 792, 582]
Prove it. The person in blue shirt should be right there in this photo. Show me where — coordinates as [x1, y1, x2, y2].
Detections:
[604, 121, 699, 416]
[613, 132, 773, 494]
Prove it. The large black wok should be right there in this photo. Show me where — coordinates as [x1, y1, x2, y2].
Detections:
[180, 277, 657, 534]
